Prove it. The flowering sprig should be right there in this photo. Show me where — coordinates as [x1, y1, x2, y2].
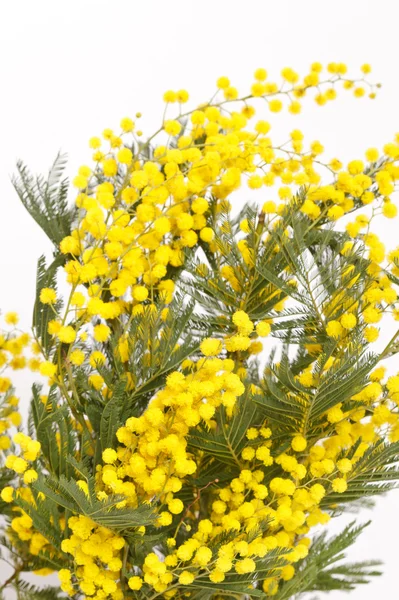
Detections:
[1, 63, 399, 600]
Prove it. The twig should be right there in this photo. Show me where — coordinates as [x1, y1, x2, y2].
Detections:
[0, 564, 23, 592]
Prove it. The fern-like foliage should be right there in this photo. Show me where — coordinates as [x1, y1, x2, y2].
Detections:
[12, 153, 76, 248]
[275, 522, 382, 599]
[3, 86, 399, 600]
[32, 466, 156, 533]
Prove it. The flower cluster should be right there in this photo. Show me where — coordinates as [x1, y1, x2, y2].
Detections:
[99, 353, 245, 506]
[59, 516, 125, 600]
[2, 63, 399, 600]
[0, 314, 29, 449]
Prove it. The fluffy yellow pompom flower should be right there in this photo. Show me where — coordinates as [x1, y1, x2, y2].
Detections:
[232, 310, 254, 335]
[326, 320, 343, 338]
[1, 486, 14, 503]
[177, 89, 189, 103]
[179, 571, 195, 585]
[200, 227, 214, 242]
[128, 576, 143, 590]
[235, 558, 256, 574]
[40, 288, 57, 304]
[163, 90, 177, 103]
[120, 117, 135, 132]
[340, 313, 357, 329]
[262, 200, 276, 214]
[164, 120, 182, 136]
[117, 148, 133, 164]
[195, 546, 212, 566]
[102, 448, 118, 464]
[93, 324, 111, 342]
[39, 361, 57, 378]
[291, 435, 307, 452]
[332, 478, 348, 493]
[256, 321, 271, 337]
[70, 349, 85, 366]
[57, 326, 76, 344]
[269, 99, 283, 113]
[132, 286, 149, 302]
[200, 338, 222, 357]
[337, 459, 353, 474]
[5, 312, 19, 325]
[383, 201, 398, 218]
[168, 498, 184, 514]
[73, 175, 88, 189]
[23, 469, 38, 484]
[8, 456, 28, 474]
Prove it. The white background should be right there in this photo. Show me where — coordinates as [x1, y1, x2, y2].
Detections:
[1, 1, 399, 598]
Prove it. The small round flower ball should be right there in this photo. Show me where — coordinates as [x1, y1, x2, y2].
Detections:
[291, 435, 307, 452]
[256, 321, 271, 337]
[209, 570, 225, 583]
[70, 349, 85, 366]
[340, 313, 357, 329]
[102, 448, 118, 464]
[177, 89, 189, 103]
[58, 326, 76, 344]
[23, 469, 38, 484]
[117, 148, 133, 164]
[383, 201, 398, 218]
[179, 571, 195, 585]
[326, 320, 343, 338]
[128, 577, 143, 591]
[242, 447, 255, 461]
[200, 338, 222, 357]
[93, 324, 111, 342]
[168, 498, 184, 514]
[281, 565, 295, 581]
[1, 486, 14, 503]
[262, 200, 276, 214]
[133, 286, 149, 302]
[192, 197, 209, 214]
[200, 227, 214, 242]
[216, 76, 230, 89]
[337, 458, 353, 474]
[39, 361, 57, 378]
[120, 117, 135, 132]
[246, 428, 259, 440]
[164, 120, 181, 136]
[12, 457, 28, 474]
[40, 288, 57, 304]
[5, 311, 19, 325]
[269, 99, 283, 113]
[332, 477, 348, 493]
[163, 90, 177, 103]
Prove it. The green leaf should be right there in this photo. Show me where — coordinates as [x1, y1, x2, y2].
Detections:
[322, 440, 399, 507]
[33, 472, 156, 532]
[12, 581, 64, 600]
[100, 379, 127, 452]
[275, 521, 382, 599]
[29, 384, 76, 477]
[189, 389, 260, 468]
[12, 153, 76, 247]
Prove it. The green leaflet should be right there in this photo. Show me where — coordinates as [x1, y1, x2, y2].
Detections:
[100, 379, 128, 451]
[6, 582, 65, 600]
[32, 470, 156, 532]
[275, 522, 382, 599]
[29, 384, 77, 477]
[189, 390, 261, 468]
[12, 153, 76, 248]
